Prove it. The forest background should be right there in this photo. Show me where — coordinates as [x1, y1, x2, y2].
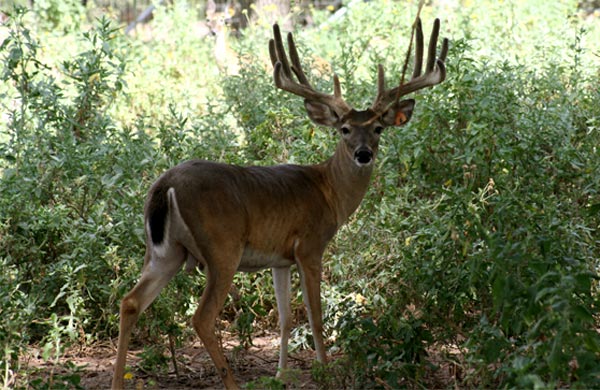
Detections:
[1, 0, 599, 388]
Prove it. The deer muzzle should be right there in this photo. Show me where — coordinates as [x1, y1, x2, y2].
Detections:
[354, 147, 374, 166]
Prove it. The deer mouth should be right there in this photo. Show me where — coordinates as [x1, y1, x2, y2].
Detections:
[354, 147, 374, 167]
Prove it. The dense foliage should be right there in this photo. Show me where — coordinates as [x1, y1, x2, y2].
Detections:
[1, 0, 599, 388]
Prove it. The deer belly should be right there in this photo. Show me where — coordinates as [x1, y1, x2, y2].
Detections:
[238, 247, 294, 272]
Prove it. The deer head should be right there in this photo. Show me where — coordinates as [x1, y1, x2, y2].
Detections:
[269, 20, 448, 167]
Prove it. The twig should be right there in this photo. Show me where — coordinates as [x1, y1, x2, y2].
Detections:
[248, 351, 277, 364]
[125, 2, 162, 35]
[169, 334, 179, 379]
[375, 376, 394, 390]
[395, 0, 425, 105]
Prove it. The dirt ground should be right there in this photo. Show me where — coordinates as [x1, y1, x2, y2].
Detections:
[20, 331, 319, 389]
[19, 331, 461, 389]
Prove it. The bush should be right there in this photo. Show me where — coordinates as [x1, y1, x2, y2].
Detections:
[320, 1, 600, 387]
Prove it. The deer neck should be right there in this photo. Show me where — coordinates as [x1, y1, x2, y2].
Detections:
[321, 143, 374, 227]
[214, 27, 228, 59]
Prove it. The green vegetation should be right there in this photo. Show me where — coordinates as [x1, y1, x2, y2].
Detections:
[1, 0, 599, 388]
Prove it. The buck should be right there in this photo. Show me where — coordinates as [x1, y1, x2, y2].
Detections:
[112, 19, 448, 390]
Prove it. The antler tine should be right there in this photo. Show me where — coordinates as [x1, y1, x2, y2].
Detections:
[372, 18, 448, 113]
[440, 37, 449, 63]
[271, 24, 292, 79]
[270, 24, 351, 117]
[268, 38, 279, 68]
[286, 32, 312, 87]
[376, 64, 385, 98]
[412, 18, 424, 79]
[426, 18, 440, 72]
[333, 75, 343, 98]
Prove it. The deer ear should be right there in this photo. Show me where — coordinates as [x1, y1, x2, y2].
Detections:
[304, 101, 340, 127]
[206, 0, 216, 15]
[380, 99, 415, 127]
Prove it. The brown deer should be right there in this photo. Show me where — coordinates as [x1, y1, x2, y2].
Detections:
[112, 19, 448, 390]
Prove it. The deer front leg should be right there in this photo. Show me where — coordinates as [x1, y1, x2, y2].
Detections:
[272, 266, 292, 374]
[297, 260, 327, 363]
[192, 259, 240, 390]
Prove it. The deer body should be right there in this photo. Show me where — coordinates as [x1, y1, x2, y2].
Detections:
[113, 21, 447, 390]
[149, 154, 371, 274]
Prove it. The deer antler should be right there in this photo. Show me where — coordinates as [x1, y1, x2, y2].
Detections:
[269, 24, 351, 118]
[371, 18, 448, 114]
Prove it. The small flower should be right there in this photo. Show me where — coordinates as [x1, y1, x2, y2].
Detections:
[124, 372, 134, 380]
[88, 73, 100, 84]
[354, 293, 367, 306]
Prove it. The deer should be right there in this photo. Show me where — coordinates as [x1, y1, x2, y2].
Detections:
[205, 0, 242, 75]
[112, 18, 448, 390]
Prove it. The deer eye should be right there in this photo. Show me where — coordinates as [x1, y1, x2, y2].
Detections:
[374, 126, 384, 135]
[341, 126, 351, 135]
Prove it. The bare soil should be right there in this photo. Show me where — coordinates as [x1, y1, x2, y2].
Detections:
[20, 331, 318, 389]
[19, 331, 463, 389]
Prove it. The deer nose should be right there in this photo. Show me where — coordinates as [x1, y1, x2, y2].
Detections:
[354, 147, 373, 166]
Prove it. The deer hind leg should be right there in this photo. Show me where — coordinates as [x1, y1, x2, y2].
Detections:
[112, 244, 186, 390]
[191, 249, 241, 390]
[272, 266, 292, 374]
